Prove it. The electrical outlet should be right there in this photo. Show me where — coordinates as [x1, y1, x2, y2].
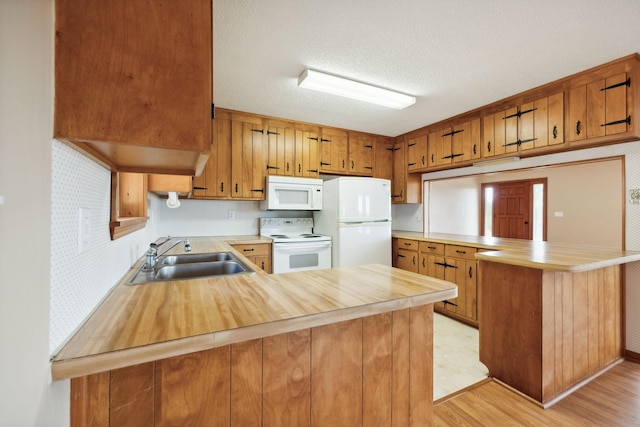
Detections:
[228, 210, 236, 220]
[554, 211, 564, 217]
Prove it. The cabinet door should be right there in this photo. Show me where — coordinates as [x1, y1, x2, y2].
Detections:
[348, 134, 374, 175]
[231, 119, 266, 200]
[54, 0, 212, 173]
[459, 118, 481, 162]
[569, 72, 630, 142]
[295, 129, 320, 178]
[407, 134, 427, 172]
[427, 254, 445, 309]
[483, 110, 507, 158]
[519, 93, 565, 151]
[427, 131, 439, 168]
[439, 128, 453, 166]
[426, 129, 451, 167]
[444, 257, 465, 316]
[193, 115, 231, 199]
[391, 141, 407, 203]
[319, 129, 348, 173]
[266, 124, 295, 177]
[396, 249, 418, 273]
[503, 107, 520, 155]
[373, 137, 394, 182]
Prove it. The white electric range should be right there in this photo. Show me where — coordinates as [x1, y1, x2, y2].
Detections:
[259, 217, 332, 274]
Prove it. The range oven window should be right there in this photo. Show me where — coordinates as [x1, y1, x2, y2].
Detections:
[289, 253, 319, 270]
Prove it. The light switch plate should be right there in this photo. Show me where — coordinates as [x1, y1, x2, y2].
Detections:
[78, 207, 92, 253]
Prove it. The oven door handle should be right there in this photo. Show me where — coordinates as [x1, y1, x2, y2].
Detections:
[274, 242, 331, 253]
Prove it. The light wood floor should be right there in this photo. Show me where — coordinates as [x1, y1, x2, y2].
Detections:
[434, 360, 640, 426]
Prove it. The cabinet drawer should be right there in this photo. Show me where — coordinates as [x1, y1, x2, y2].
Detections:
[231, 243, 271, 257]
[445, 244, 477, 260]
[396, 238, 419, 251]
[419, 241, 444, 255]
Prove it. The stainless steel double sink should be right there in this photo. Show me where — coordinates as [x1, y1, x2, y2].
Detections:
[127, 251, 254, 285]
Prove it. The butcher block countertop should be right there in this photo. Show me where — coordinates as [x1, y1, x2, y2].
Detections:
[51, 236, 457, 381]
[392, 231, 640, 273]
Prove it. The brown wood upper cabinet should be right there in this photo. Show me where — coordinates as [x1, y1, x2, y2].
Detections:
[54, 0, 212, 176]
[265, 119, 296, 177]
[391, 138, 422, 204]
[294, 124, 321, 178]
[568, 64, 633, 144]
[192, 112, 232, 199]
[319, 128, 349, 174]
[231, 114, 267, 200]
[428, 118, 481, 168]
[347, 133, 374, 175]
[484, 93, 564, 157]
[407, 132, 428, 172]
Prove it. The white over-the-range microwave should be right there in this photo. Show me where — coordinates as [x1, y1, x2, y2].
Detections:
[260, 175, 323, 211]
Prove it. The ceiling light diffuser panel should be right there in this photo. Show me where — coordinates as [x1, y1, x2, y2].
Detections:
[298, 69, 416, 109]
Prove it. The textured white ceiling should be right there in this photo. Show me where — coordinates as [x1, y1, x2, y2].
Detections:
[214, 0, 640, 137]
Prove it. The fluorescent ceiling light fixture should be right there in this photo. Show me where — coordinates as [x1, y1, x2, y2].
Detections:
[298, 69, 416, 109]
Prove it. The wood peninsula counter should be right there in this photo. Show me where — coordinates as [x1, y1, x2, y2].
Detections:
[52, 237, 457, 426]
[393, 231, 640, 407]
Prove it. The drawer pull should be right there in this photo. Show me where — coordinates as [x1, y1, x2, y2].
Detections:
[243, 248, 255, 252]
[456, 250, 466, 255]
[397, 254, 406, 258]
[443, 300, 458, 307]
[422, 258, 426, 268]
[469, 266, 473, 278]
[404, 242, 412, 246]
[428, 246, 436, 250]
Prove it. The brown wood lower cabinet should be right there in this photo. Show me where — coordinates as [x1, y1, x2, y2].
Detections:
[479, 261, 622, 405]
[71, 306, 434, 427]
[230, 243, 272, 273]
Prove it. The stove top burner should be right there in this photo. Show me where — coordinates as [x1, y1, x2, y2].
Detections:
[260, 218, 331, 243]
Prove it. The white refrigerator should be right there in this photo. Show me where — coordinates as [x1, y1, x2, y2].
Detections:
[313, 177, 392, 267]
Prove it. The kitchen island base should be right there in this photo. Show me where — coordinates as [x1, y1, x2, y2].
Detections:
[71, 306, 434, 427]
[479, 261, 622, 407]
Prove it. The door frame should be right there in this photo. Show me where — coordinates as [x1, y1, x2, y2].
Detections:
[480, 178, 547, 240]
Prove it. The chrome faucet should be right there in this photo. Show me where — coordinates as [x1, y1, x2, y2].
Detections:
[144, 236, 191, 270]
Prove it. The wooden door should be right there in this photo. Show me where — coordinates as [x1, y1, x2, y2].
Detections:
[231, 119, 266, 200]
[438, 128, 452, 166]
[295, 128, 320, 178]
[319, 129, 348, 174]
[407, 134, 427, 171]
[391, 141, 407, 203]
[427, 131, 439, 168]
[193, 115, 231, 198]
[396, 249, 418, 273]
[569, 72, 630, 142]
[373, 137, 394, 181]
[492, 180, 532, 239]
[54, 0, 212, 154]
[348, 134, 374, 175]
[266, 122, 295, 177]
[459, 118, 481, 162]
[483, 111, 507, 158]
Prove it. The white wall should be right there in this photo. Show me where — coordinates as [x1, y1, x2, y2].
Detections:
[421, 141, 640, 353]
[0, 1, 65, 425]
[151, 197, 311, 237]
[50, 141, 156, 354]
[426, 158, 623, 247]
